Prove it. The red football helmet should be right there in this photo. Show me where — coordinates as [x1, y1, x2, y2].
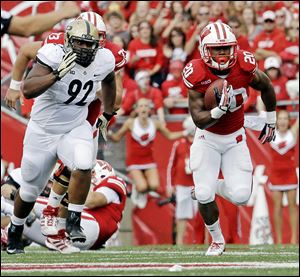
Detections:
[77, 12, 106, 48]
[199, 22, 238, 71]
[91, 160, 115, 187]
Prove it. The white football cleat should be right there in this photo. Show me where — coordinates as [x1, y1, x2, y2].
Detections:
[205, 242, 225, 256]
[40, 205, 59, 236]
[45, 229, 80, 254]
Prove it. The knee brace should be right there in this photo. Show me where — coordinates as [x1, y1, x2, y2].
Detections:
[230, 187, 252, 206]
[194, 185, 215, 204]
[53, 163, 71, 188]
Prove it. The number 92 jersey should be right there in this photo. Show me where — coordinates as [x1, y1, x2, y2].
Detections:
[30, 43, 115, 134]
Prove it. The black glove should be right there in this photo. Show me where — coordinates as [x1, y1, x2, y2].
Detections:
[96, 112, 116, 141]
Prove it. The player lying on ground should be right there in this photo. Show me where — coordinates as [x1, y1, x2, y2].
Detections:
[1, 160, 127, 254]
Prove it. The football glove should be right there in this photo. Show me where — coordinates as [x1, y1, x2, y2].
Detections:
[258, 111, 276, 144]
[53, 51, 77, 81]
[211, 80, 233, 119]
[96, 112, 116, 141]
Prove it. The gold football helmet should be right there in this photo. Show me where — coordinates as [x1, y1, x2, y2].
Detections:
[65, 19, 99, 67]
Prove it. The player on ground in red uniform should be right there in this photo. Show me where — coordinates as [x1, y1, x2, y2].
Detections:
[1, 160, 127, 253]
[182, 22, 277, 256]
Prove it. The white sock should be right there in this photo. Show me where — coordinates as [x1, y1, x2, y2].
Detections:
[11, 215, 26, 226]
[68, 203, 84, 213]
[205, 219, 225, 243]
[57, 217, 66, 230]
[48, 190, 65, 208]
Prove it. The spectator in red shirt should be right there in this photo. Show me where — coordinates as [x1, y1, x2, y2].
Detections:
[275, 8, 288, 32]
[127, 20, 165, 86]
[264, 56, 290, 104]
[118, 70, 166, 125]
[161, 60, 188, 114]
[227, 16, 252, 52]
[280, 19, 299, 80]
[253, 10, 286, 70]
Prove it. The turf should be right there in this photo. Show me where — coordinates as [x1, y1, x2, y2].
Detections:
[1, 244, 299, 276]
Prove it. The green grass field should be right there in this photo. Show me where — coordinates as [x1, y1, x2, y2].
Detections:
[1, 244, 299, 276]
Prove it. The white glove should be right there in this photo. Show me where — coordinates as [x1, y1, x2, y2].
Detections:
[258, 111, 276, 144]
[96, 112, 115, 141]
[53, 51, 77, 80]
[211, 80, 234, 119]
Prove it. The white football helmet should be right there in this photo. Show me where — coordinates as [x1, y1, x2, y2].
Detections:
[91, 160, 115, 187]
[77, 12, 107, 48]
[199, 22, 238, 71]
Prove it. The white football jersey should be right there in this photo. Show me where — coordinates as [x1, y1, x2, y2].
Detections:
[30, 43, 115, 134]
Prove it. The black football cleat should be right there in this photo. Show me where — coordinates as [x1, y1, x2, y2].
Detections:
[6, 223, 25, 255]
[66, 211, 86, 243]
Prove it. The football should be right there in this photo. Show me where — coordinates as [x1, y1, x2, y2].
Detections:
[204, 79, 227, 110]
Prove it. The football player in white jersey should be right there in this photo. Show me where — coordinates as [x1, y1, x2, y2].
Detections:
[6, 19, 116, 254]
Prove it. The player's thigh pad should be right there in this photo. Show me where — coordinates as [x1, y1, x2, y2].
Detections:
[221, 135, 253, 205]
[190, 130, 221, 204]
[73, 214, 99, 250]
[175, 186, 197, 219]
[57, 121, 94, 170]
[20, 127, 58, 201]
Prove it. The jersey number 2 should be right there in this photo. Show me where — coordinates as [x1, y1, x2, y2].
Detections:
[64, 79, 93, 106]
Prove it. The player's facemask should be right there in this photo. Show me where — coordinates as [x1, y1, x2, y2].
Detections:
[65, 19, 99, 67]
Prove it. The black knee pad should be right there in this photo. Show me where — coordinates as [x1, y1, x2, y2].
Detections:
[53, 163, 71, 188]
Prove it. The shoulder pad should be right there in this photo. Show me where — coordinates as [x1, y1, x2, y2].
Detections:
[94, 48, 116, 75]
[237, 50, 257, 74]
[36, 44, 64, 70]
[182, 59, 206, 89]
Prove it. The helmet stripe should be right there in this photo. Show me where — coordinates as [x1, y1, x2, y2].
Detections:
[84, 19, 91, 36]
[87, 12, 91, 22]
[221, 23, 227, 39]
[92, 12, 96, 26]
[213, 23, 221, 40]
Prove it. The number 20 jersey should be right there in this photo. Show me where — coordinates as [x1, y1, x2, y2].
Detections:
[182, 50, 257, 135]
[30, 43, 115, 134]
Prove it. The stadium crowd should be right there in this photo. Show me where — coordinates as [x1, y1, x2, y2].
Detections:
[1, 1, 299, 252]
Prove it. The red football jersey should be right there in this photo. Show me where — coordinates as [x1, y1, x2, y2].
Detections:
[84, 176, 127, 249]
[182, 50, 257, 135]
[167, 138, 194, 187]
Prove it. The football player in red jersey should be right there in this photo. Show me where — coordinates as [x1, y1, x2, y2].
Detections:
[182, 22, 277, 256]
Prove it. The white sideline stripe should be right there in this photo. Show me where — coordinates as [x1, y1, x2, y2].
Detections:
[21, 249, 299, 256]
[2, 262, 299, 272]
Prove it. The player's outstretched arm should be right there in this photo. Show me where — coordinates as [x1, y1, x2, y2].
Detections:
[155, 120, 186, 140]
[249, 69, 276, 112]
[249, 69, 277, 144]
[5, 41, 42, 109]
[188, 89, 218, 129]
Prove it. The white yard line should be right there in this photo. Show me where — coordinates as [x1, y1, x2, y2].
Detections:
[19, 249, 299, 256]
[2, 262, 299, 272]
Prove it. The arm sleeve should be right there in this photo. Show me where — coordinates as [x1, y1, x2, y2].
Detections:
[95, 187, 120, 204]
[1, 10, 13, 36]
[36, 44, 64, 71]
